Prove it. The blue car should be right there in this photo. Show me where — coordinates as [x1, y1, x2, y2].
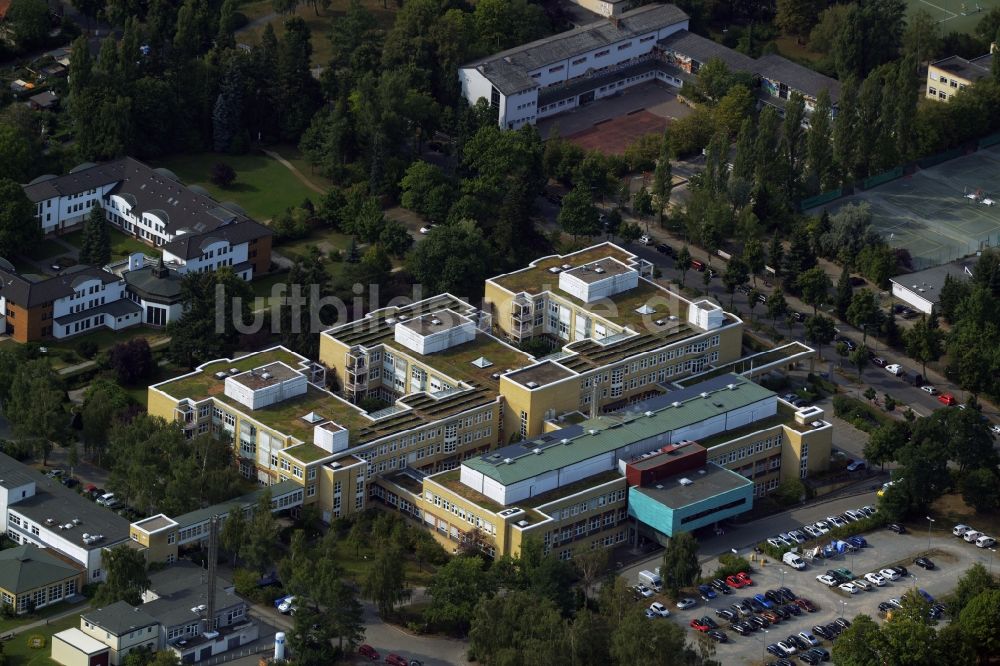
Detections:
[847, 535, 868, 548]
[918, 589, 935, 604]
[754, 593, 774, 609]
[698, 584, 717, 600]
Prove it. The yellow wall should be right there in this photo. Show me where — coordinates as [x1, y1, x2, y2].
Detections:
[129, 526, 178, 565]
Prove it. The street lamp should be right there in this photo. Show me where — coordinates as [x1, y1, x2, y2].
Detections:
[926, 516, 936, 552]
[779, 569, 786, 588]
[757, 628, 769, 663]
[839, 600, 848, 620]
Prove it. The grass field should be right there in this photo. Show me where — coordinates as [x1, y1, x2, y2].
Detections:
[906, 0, 1000, 34]
[236, 0, 398, 68]
[61, 228, 152, 260]
[2, 615, 79, 666]
[156, 152, 319, 221]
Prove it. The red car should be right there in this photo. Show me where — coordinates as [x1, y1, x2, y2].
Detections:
[794, 598, 818, 612]
[736, 572, 753, 586]
[690, 618, 711, 632]
[724, 575, 747, 589]
[357, 645, 379, 661]
[938, 393, 957, 406]
[384, 655, 408, 666]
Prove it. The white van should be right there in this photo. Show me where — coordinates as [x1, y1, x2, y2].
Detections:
[964, 530, 984, 543]
[976, 535, 996, 548]
[638, 570, 662, 591]
[953, 524, 972, 537]
[782, 551, 806, 570]
[96, 492, 116, 506]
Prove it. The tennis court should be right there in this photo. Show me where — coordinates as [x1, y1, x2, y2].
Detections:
[564, 110, 668, 155]
[907, 0, 1000, 35]
[822, 145, 1000, 269]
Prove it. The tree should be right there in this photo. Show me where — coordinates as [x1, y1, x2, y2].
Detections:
[80, 379, 129, 463]
[651, 130, 673, 224]
[831, 614, 884, 665]
[846, 289, 883, 342]
[6, 360, 68, 465]
[400, 161, 455, 222]
[742, 237, 765, 286]
[849, 344, 870, 380]
[722, 257, 750, 310]
[952, 563, 999, 616]
[776, 0, 824, 38]
[797, 267, 832, 315]
[0, 179, 41, 259]
[573, 549, 607, 601]
[559, 186, 601, 239]
[903, 315, 943, 377]
[767, 287, 789, 329]
[610, 608, 693, 666]
[243, 491, 278, 573]
[864, 422, 909, 469]
[108, 338, 154, 385]
[805, 314, 837, 358]
[406, 220, 497, 298]
[210, 162, 236, 188]
[676, 246, 692, 287]
[834, 267, 854, 321]
[363, 548, 409, 618]
[697, 57, 735, 101]
[220, 506, 247, 566]
[212, 61, 244, 154]
[276, 17, 321, 141]
[469, 591, 566, 666]
[166, 268, 253, 369]
[960, 467, 1000, 513]
[959, 588, 1000, 662]
[805, 89, 835, 194]
[938, 273, 972, 323]
[95, 544, 150, 606]
[0, 124, 34, 183]
[6, 0, 51, 48]
[79, 207, 112, 267]
[425, 555, 496, 635]
[660, 532, 700, 596]
[903, 8, 941, 65]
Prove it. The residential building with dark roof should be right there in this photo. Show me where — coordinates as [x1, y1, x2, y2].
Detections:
[0, 544, 85, 614]
[926, 50, 994, 102]
[0, 452, 130, 583]
[0, 258, 141, 342]
[460, 3, 839, 129]
[22, 157, 271, 279]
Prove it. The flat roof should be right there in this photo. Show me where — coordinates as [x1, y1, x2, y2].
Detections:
[54, 628, 110, 655]
[229, 362, 301, 390]
[398, 309, 472, 336]
[464, 374, 774, 486]
[628, 441, 705, 471]
[631, 463, 752, 507]
[889, 259, 975, 303]
[155, 348, 308, 403]
[171, 479, 301, 530]
[281, 443, 335, 464]
[144, 561, 243, 629]
[931, 54, 992, 82]
[83, 600, 159, 636]
[132, 514, 177, 534]
[563, 257, 634, 284]
[505, 360, 577, 388]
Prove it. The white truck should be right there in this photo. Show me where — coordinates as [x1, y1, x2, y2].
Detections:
[639, 570, 663, 591]
[782, 551, 807, 570]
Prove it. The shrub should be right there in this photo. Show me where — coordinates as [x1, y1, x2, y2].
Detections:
[76, 340, 98, 359]
[712, 554, 752, 580]
[210, 162, 236, 187]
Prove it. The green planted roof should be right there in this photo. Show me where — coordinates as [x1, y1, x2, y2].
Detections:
[463, 374, 776, 486]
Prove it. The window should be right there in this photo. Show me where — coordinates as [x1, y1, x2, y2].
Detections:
[548, 65, 564, 73]
[595, 49, 609, 58]
[571, 57, 587, 65]
[928, 87, 937, 95]
[617, 42, 633, 50]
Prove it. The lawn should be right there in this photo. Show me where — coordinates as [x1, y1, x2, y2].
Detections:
[0, 602, 86, 635]
[334, 539, 437, 588]
[61, 228, 153, 260]
[24, 239, 70, 262]
[773, 35, 825, 64]
[2, 614, 79, 666]
[155, 151, 318, 221]
[268, 143, 337, 191]
[276, 228, 353, 259]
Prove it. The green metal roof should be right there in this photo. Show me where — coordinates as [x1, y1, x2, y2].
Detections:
[172, 479, 302, 530]
[464, 374, 775, 486]
[0, 545, 81, 594]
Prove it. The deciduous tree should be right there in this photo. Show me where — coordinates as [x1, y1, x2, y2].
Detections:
[95, 544, 150, 606]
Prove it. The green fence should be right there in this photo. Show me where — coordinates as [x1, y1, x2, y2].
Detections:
[979, 132, 1000, 149]
[799, 188, 843, 211]
[861, 166, 904, 190]
[918, 147, 965, 169]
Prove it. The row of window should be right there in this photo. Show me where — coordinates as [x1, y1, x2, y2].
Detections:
[709, 433, 783, 466]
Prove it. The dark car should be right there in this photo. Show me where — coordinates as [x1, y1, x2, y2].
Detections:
[707, 629, 728, 643]
[787, 635, 810, 651]
[870, 356, 887, 367]
[767, 644, 784, 657]
[783, 603, 801, 616]
[716, 608, 736, 622]
[834, 617, 851, 630]
[813, 625, 834, 641]
[711, 579, 733, 594]
[892, 565, 909, 577]
[730, 622, 751, 636]
[888, 523, 907, 533]
[773, 607, 790, 620]
[792, 311, 808, 322]
[809, 647, 831, 661]
[699, 616, 718, 629]
[756, 292, 767, 304]
[915, 557, 935, 570]
[800, 651, 821, 665]
[698, 584, 717, 600]
[878, 602, 894, 617]
[765, 590, 784, 604]
[749, 597, 767, 612]
[777, 587, 796, 603]
[656, 243, 675, 256]
[63, 478, 80, 489]
[749, 615, 770, 630]
[835, 336, 857, 351]
[825, 622, 842, 637]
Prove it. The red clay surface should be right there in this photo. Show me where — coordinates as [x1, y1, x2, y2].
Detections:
[565, 109, 668, 155]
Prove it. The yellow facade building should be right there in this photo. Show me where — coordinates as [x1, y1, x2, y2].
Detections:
[146, 242, 829, 560]
[926, 52, 993, 102]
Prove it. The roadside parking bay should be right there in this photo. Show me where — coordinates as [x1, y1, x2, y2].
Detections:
[657, 526, 984, 664]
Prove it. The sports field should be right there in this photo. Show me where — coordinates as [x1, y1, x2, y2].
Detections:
[907, 0, 1000, 35]
[822, 145, 1000, 269]
[565, 110, 668, 155]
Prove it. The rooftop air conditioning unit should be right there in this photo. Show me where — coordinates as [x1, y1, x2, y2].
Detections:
[63, 523, 73, 530]
[260, 371, 272, 380]
[655, 319, 665, 325]
[229, 368, 239, 375]
[588, 429, 599, 435]
[516, 520, 530, 527]
[72, 518, 81, 525]
[214, 372, 227, 379]
[700, 392, 710, 398]
[385, 317, 397, 324]
[533, 448, 542, 454]
[562, 264, 572, 270]
[504, 458, 514, 464]
[656, 484, 664, 489]
[672, 402, 682, 408]
[594, 267, 605, 274]
[561, 438, 570, 445]
[548, 267, 561, 274]
[430, 318, 442, 325]
[330, 462, 341, 469]
[727, 383, 737, 390]
[645, 411, 654, 417]
[45, 518, 54, 525]
[679, 478, 693, 486]
[491, 372, 501, 379]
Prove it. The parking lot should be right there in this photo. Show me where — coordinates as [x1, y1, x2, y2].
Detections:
[637, 523, 990, 663]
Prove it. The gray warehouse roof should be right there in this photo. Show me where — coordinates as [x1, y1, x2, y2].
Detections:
[83, 601, 159, 636]
[889, 259, 976, 304]
[463, 4, 689, 95]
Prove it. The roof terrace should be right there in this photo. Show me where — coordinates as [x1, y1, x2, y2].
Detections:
[489, 243, 636, 295]
[155, 348, 306, 402]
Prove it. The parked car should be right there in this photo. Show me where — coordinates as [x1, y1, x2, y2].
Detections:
[865, 572, 886, 586]
[839, 582, 860, 595]
[649, 602, 670, 617]
[635, 584, 655, 598]
[690, 259, 706, 271]
[792, 311, 808, 322]
[816, 575, 837, 587]
[809, 647, 831, 662]
[870, 356, 887, 367]
[676, 597, 698, 610]
[884, 364, 903, 376]
[964, 530, 984, 543]
[357, 645, 380, 661]
[887, 523, 906, 533]
[715, 608, 736, 622]
[689, 617, 711, 631]
[735, 572, 753, 586]
[953, 524, 972, 537]
[938, 393, 958, 406]
[846, 460, 867, 472]
[921, 385, 938, 395]
[707, 629, 728, 643]
[639, 234, 653, 246]
[800, 651, 821, 665]
[761, 609, 782, 623]
[776, 640, 798, 656]
[794, 598, 817, 612]
[419, 224, 435, 234]
[698, 584, 717, 600]
[655, 243, 674, 256]
[880, 568, 902, 581]
[277, 596, 297, 614]
[813, 625, 835, 640]
[798, 631, 819, 647]
[914, 557, 936, 569]
[710, 579, 732, 594]
[730, 622, 752, 636]
[384, 654, 409, 666]
[976, 535, 996, 548]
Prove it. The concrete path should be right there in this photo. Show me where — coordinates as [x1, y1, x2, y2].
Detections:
[4, 600, 89, 638]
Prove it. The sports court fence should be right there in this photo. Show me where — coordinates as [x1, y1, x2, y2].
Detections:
[861, 166, 905, 191]
[917, 146, 967, 170]
[908, 235, 1000, 270]
[799, 188, 843, 211]
[979, 132, 1000, 149]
